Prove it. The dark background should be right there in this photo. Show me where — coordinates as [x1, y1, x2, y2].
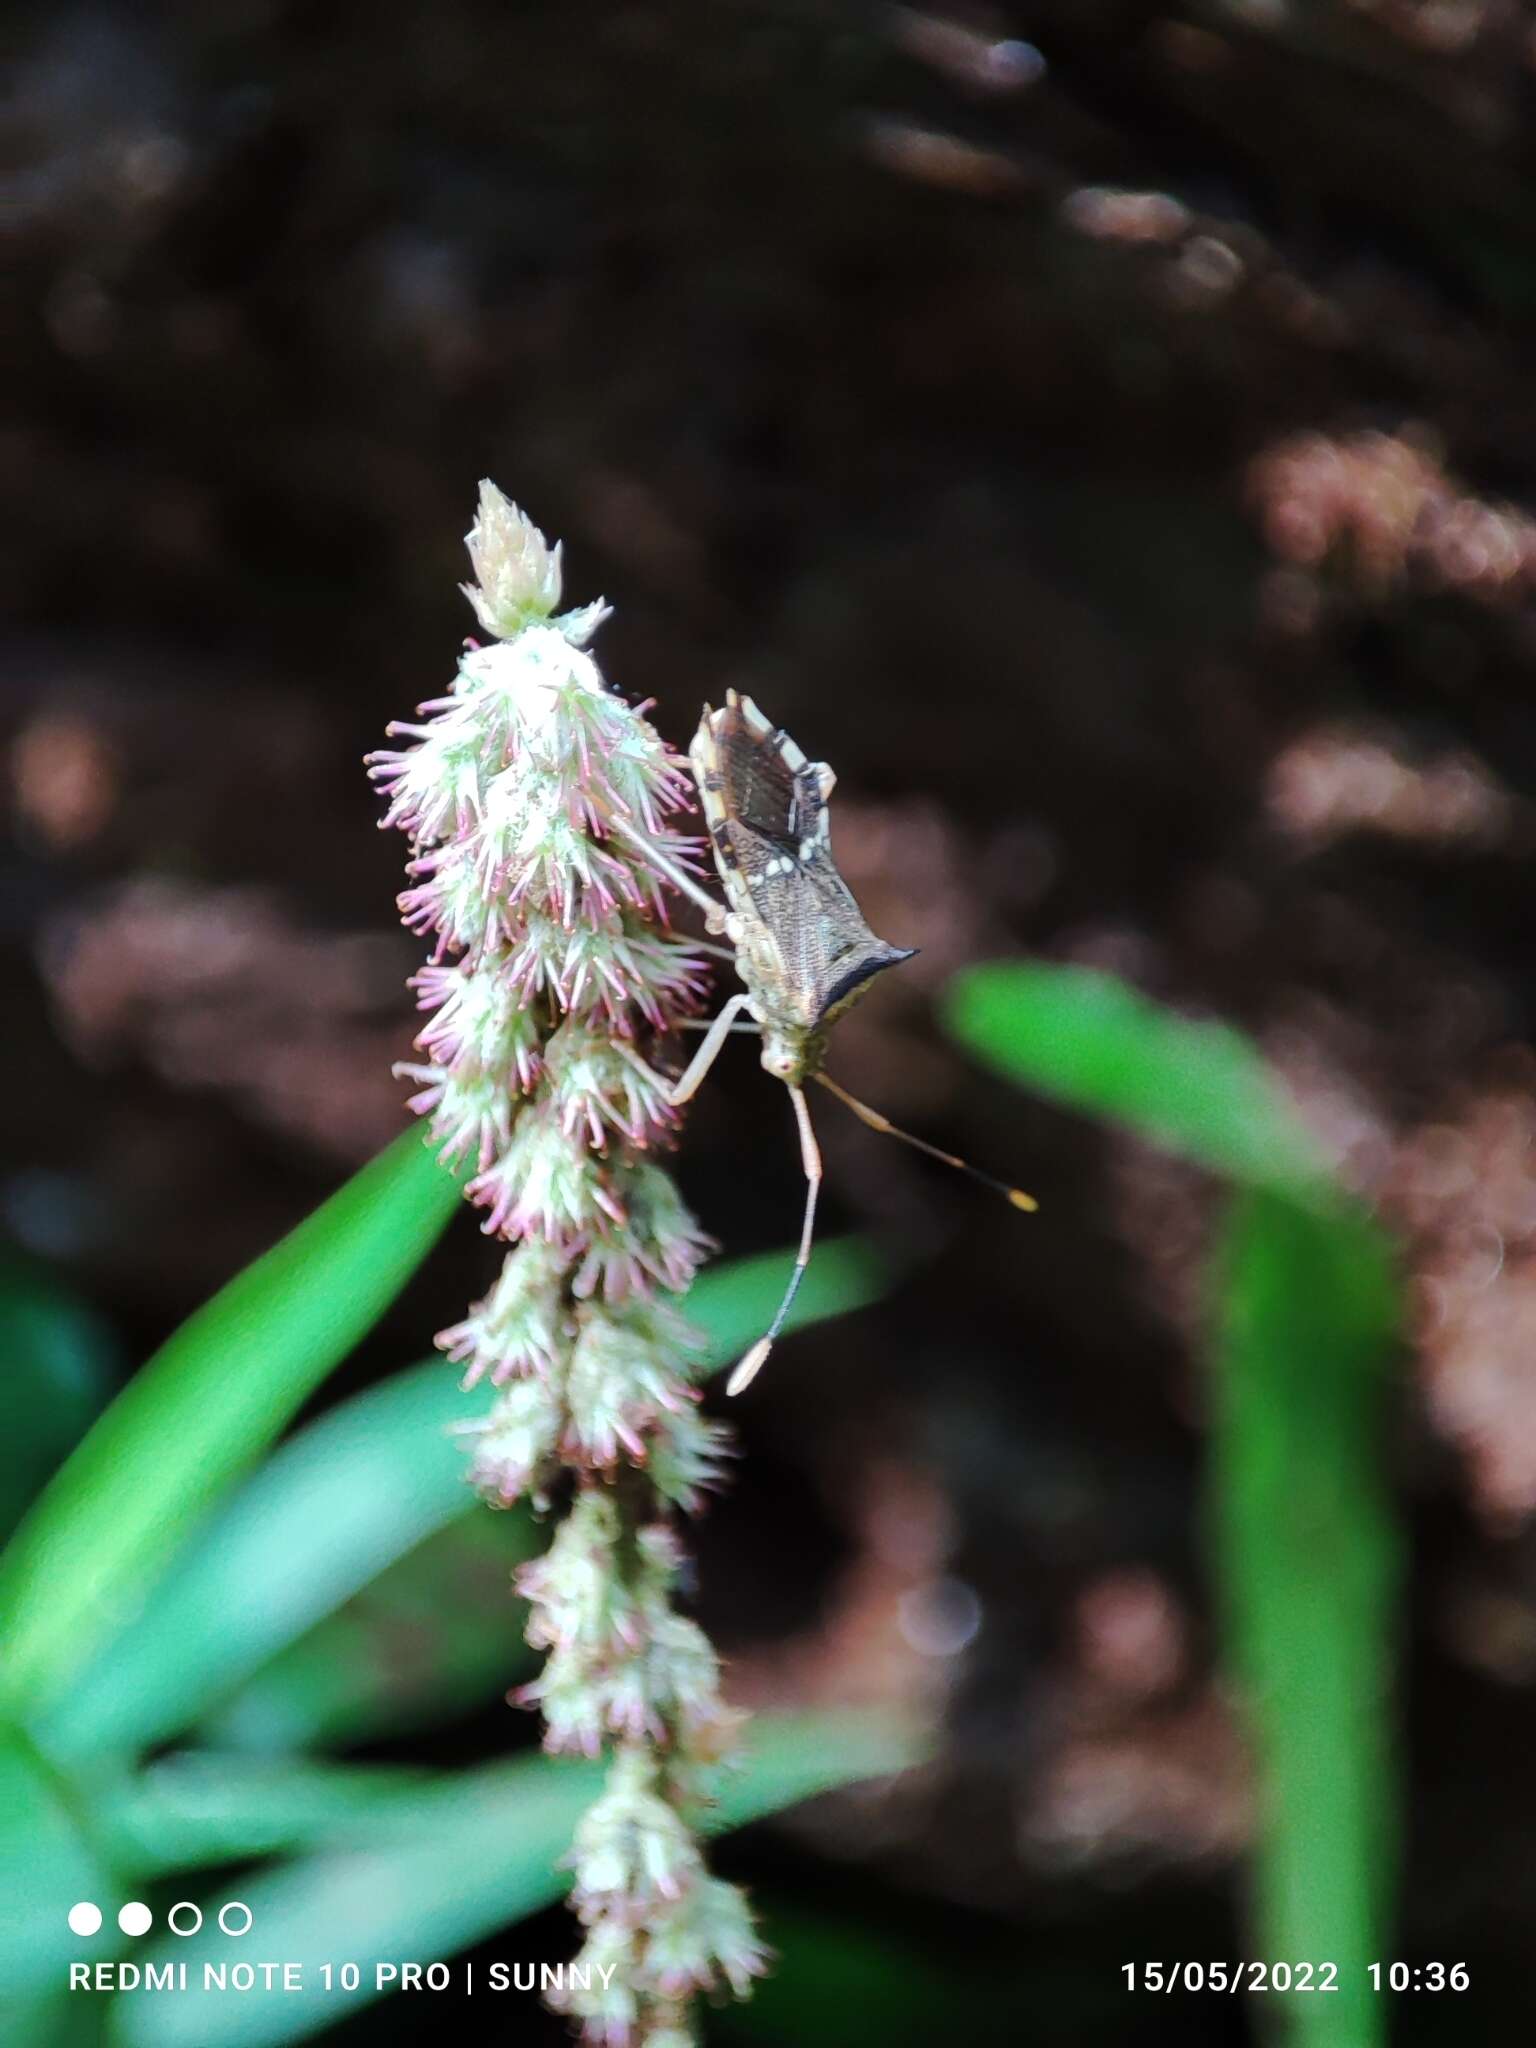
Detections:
[9, 0, 1536, 2039]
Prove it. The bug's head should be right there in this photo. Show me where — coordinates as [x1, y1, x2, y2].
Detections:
[760, 1027, 822, 1088]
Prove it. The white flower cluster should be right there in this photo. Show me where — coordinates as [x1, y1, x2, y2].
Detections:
[370, 484, 765, 2046]
[554, 1740, 768, 2042]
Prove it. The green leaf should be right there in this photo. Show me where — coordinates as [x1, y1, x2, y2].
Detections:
[97, 1753, 438, 1875]
[0, 1990, 109, 2048]
[197, 1513, 534, 1756]
[713, 1900, 1048, 2044]
[45, 1359, 521, 1760]
[0, 1728, 117, 2002]
[1211, 1190, 1401, 2048]
[108, 1711, 921, 2048]
[0, 1130, 461, 1719]
[948, 959, 1405, 2041]
[944, 961, 1326, 1191]
[0, 1255, 119, 1544]
[57, 1239, 887, 1760]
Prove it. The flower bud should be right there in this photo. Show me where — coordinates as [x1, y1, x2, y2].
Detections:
[462, 480, 563, 635]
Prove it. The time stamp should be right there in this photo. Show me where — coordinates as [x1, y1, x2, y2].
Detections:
[1122, 1962, 1470, 1994]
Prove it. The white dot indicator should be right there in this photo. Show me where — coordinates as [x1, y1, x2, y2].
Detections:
[118, 1902, 153, 1937]
[68, 1902, 103, 1937]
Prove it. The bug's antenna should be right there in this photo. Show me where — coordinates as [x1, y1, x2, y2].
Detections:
[726, 1082, 822, 1396]
[813, 1071, 1038, 1212]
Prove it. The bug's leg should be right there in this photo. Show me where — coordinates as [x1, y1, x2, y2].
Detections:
[608, 815, 725, 925]
[666, 990, 754, 1106]
[727, 1082, 822, 1396]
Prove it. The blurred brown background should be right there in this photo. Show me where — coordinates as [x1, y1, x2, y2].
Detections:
[9, 0, 1536, 2037]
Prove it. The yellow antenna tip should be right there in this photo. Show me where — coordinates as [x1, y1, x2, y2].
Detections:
[1008, 1188, 1040, 1213]
[726, 1338, 773, 1397]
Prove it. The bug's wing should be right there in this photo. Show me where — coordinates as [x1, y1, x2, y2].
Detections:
[693, 694, 821, 857]
[692, 692, 913, 1024]
[795, 852, 915, 1027]
[710, 694, 914, 1022]
[692, 694, 813, 940]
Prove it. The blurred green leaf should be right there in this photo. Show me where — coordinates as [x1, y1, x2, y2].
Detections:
[947, 959, 1405, 2043]
[57, 1238, 886, 1761]
[47, 1360, 509, 1760]
[1211, 1191, 1400, 2048]
[714, 1903, 1004, 2043]
[0, 1130, 461, 1719]
[98, 1752, 437, 1875]
[0, 1255, 119, 1543]
[714, 1893, 1132, 2045]
[109, 1710, 921, 2048]
[87, 1228, 888, 1761]
[0, 1728, 116, 2002]
[944, 961, 1326, 1192]
[198, 1513, 534, 1756]
[0, 1991, 108, 2048]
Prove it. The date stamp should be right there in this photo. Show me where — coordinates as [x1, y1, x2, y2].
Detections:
[1122, 1963, 1339, 1994]
[1121, 1962, 1471, 1996]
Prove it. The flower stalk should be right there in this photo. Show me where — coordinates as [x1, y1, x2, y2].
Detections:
[369, 484, 766, 2041]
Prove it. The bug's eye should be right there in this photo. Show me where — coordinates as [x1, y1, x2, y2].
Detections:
[762, 1045, 798, 1082]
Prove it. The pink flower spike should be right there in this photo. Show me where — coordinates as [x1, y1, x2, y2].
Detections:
[370, 489, 761, 2045]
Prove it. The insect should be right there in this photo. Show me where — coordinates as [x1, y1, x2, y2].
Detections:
[629, 690, 1036, 1394]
